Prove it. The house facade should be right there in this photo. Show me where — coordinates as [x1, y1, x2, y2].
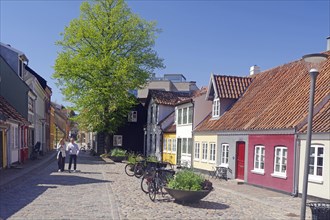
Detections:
[194, 75, 252, 175]
[297, 97, 330, 200]
[144, 90, 192, 160]
[0, 55, 30, 165]
[194, 51, 329, 198]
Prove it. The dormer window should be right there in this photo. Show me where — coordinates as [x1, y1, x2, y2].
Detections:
[212, 98, 220, 117]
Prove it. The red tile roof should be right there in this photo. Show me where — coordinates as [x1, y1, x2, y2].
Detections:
[0, 96, 29, 125]
[214, 75, 252, 99]
[164, 123, 176, 133]
[195, 51, 330, 132]
[299, 97, 330, 133]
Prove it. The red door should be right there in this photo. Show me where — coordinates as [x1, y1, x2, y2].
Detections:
[236, 142, 245, 180]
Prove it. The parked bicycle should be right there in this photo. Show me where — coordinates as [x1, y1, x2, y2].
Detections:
[124, 153, 144, 177]
[147, 168, 175, 201]
[30, 142, 41, 160]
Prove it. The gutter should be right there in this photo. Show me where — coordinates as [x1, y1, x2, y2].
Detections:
[291, 127, 299, 197]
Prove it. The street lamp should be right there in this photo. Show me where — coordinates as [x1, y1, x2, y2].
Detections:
[300, 53, 328, 220]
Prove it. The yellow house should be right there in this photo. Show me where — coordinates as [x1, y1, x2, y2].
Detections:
[162, 123, 177, 165]
[193, 134, 217, 172]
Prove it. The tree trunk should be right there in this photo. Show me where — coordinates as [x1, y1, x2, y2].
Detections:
[104, 132, 111, 154]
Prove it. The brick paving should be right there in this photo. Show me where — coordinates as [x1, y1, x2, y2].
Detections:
[0, 150, 314, 220]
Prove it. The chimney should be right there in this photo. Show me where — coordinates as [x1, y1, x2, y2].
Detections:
[327, 36, 330, 51]
[250, 65, 260, 75]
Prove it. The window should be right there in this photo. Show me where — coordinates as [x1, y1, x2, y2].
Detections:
[150, 106, 153, 124]
[182, 108, 187, 124]
[149, 134, 152, 151]
[309, 144, 324, 182]
[194, 142, 200, 159]
[128, 111, 137, 122]
[155, 105, 159, 123]
[113, 135, 123, 146]
[182, 138, 187, 154]
[177, 106, 193, 125]
[163, 138, 167, 152]
[210, 143, 216, 162]
[168, 139, 172, 152]
[28, 96, 34, 112]
[272, 146, 287, 178]
[221, 144, 229, 165]
[202, 142, 208, 161]
[154, 134, 157, 151]
[188, 106, 193, 123]
[253, 145, 265, 174]
[178, 109, 182, 125]
[172, 139, 176, 152]
[212, 98, 220, 117]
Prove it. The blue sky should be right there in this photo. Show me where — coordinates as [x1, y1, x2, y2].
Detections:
[1, 0, 329, 106]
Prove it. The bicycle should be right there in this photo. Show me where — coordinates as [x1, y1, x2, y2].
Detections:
[30, 142, 41, 160]
[147, 168, 175, 201]
[125, 163, 136, 176]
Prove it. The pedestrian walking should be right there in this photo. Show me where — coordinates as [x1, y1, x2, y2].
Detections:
[56, 138, 66, 172]
[67, 138, 79, 172]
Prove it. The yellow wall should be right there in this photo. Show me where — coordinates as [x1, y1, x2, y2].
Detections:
[162, 133, 176, 165]
[1, 130, 7, 168]
[193, 134, 218, 171]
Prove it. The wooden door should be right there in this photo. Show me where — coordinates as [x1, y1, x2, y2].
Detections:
[236, 142, 245, 180]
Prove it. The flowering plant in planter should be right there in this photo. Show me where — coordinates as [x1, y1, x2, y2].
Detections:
[165, 169, 213, 203]
[167, 169, 213, 191]
[108, 148, 127, 162]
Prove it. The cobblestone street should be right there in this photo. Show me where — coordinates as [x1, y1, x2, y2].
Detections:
[0, 151, 313, 220]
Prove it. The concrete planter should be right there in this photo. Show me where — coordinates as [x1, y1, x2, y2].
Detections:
[164, 187, 212, 203]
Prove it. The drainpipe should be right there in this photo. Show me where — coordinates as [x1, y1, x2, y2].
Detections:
[191, 100, 195, 169]
[291, 127, 299, 197]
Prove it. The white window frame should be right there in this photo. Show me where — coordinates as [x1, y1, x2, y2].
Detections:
[128, 111, 137, 122]
[212, 98, 220, 117]
[167, 139, 172, 153]
[178, 109, 182, 125]
[252, 145, 265, 175]
[308, 144, 324, 183]
[202, 142, 208, 162]
[209, 143, 216, 163]
[188, 106, 193, 124]
[221, 143, 229, 166]
[113, 135, 123, 146]
[163, 138, 167, 152]
[182, 138, 188, 155]
[271, 146, 287, 179]
[182, 108, 187, 124]
[172, 138, 176, 153]
[194, 142, 200, 160]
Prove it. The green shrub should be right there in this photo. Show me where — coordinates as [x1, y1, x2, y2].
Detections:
[167, 169, 206, 191]
[146, 155, 158, 162]
[110, 148, 127, 157]
[127, 152, 143, 163]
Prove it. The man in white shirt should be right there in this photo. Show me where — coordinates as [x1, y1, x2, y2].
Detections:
[66, 137, 80, 173]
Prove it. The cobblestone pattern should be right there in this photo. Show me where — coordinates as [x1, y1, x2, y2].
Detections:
[0, 151, 313, 219]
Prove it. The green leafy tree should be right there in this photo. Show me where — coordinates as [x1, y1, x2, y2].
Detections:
[53, 0, 164, 152]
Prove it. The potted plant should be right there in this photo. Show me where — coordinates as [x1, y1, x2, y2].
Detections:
[164, 169, 213, 203]
[109, 148, 127, 162]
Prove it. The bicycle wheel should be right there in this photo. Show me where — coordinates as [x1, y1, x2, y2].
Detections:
[148, 182, 156, 202]
[125, 164, 135, 176]
[134, 164, 144, 178]
[141, 176, 152, 193]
